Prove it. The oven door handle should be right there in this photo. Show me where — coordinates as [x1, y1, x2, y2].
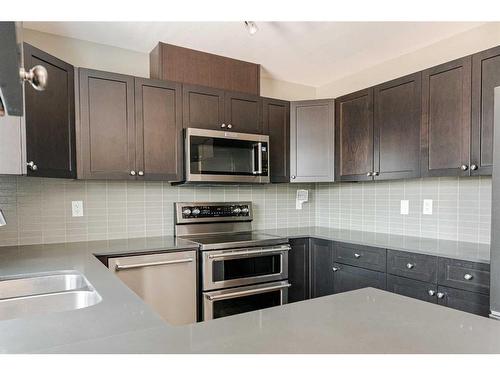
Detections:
[205, 283, 291, 301]
[207, 245, 291, 259]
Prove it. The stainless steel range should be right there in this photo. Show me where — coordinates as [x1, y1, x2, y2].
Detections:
[175, 201, 290, 321]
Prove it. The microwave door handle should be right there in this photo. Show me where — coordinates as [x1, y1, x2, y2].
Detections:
[256, 142, 263, 174]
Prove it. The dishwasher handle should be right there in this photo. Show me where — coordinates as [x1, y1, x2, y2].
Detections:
[115, 257, 194, 271]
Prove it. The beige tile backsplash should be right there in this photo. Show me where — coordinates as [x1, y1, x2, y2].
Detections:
[0, 175, 492, 246]
[0, 176, 315, 246]
[315, 176, 492, 244]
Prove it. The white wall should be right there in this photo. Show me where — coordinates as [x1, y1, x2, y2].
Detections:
[23, 28, 317, 101]
[317, 22, 500, 98]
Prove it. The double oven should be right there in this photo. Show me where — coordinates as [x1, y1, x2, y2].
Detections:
[175, 202, 290, 321]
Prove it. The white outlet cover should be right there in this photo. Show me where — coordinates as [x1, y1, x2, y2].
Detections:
[423, 199, 433, 215]
[400, 200, 409, 215]
[72, 201, 84, 217]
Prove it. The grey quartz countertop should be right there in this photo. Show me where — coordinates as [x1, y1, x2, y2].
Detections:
[260, 227, 491, 264]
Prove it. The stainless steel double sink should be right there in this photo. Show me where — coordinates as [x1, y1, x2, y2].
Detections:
[0, 271, 102, 321]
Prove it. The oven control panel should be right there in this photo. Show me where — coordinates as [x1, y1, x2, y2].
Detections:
[175, 202, 253, 223]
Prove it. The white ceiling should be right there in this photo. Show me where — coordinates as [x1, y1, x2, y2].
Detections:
[24, 22, 485, 87]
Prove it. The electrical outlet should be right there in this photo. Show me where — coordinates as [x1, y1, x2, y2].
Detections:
[423, 199, 433, 215]
[72, 201, 84, 217]
[400, 200, 409, 215]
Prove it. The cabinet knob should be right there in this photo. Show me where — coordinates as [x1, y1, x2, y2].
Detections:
[26, 161, 38, 171]
[332, 266, 340, 272]
[291, 175, 296, 180]
[428, 290, 436, 296]
[221, 123, 226, 128]
[130, 170, 136, 176]
[227, 124, 232, 129]
[373, 171, 379, 176]
[437, 292, 445, 299]
[20, 65, 48, 91]
[406, 263, 414, 269]
[464, 273, 473, 280]
[138, 171, 144, 176]
[354, 253, 361, 258]
[460, 164, 468, 171]
[470, 164, 478, 171]
[366, 172, 373, 177]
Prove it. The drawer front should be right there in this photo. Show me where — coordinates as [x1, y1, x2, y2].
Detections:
[387, 250, 437, 283]
[334, 242, 386, 272]
[386, 275, 437, 303]
[438, 258, 490, 294]
[437, 286, 490, 317]
[332, 262, 386, 294]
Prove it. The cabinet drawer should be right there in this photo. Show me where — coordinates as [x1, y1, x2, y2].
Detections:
[438, 258, 490, 294]
[386, 275, 437, 303]
[334, 242, 386, 272]
[333, 263, 386, 294]
[387, 250, 437, 283]
[437, 286, 490, 317]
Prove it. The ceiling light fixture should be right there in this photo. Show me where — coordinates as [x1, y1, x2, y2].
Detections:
[244, 21, 258, 35]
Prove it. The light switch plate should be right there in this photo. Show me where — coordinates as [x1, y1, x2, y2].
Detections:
[72, 201, 84, 217]
[400, 200, 409, 215]
[423, 199, 433, 215]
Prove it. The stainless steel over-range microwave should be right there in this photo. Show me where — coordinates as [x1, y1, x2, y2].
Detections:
[183, 128, 270, 184]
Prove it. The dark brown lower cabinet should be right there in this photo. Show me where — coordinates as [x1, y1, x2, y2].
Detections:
[310, 238, 335, 298]
[386, 274, 438, 303]
[333, 263, 386, 294]
[287, 238, 310, 303]
[437, 286, 490, 317]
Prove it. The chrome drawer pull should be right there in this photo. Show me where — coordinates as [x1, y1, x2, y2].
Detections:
[354, 253, 361, 258]
[428, 290, 436, 296]
[115, 258, 193, 271]
[206, 283, 291, 301]
[332, 267, 340, 272]
[406, 263, 414, 269]
[208, 245, 291, 259]
[437, 292, 445, 299]
[464, 273, 473, 281]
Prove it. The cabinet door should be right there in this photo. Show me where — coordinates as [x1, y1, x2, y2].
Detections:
[386, 274, 437, 303]
[262, 97, 290, 182]
[135, 78, 183, 181]
[310, 238, 335, 298]
[421, 57, 472, 177]
[24, 43, 76, 178]
[332, 263, 386, 294]
[288, 238, 310, 303]
[374, 73, 421, 180]
[290, 99, 335, 182]
[182, 84, 225, 130]
[78, 69, 136, 179]
[437, 286, 490, 317]
[224, 91, 262, 134]
[335, 88, 374, 181]
[471, 46, 500, 176]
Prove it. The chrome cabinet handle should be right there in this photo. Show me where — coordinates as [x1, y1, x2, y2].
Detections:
[138, 171, 144, 176]
[373, 171, 379, 176]
[460, 164, 468, 171]
[470, 164, 478, 171]
[428, 290, 436, 296]
[207, 245, 291, 260]
[464, 273, 473, 280]
[437, 292, 445, 299]
[221, 123, 226, 128]
[206, 283, 291, 301]
[366, 172, 373, 177]
[332, 266, 340, 272]
[115, 257, 193, 271]
[20, 65, 48, 91]
[227, 124, 232, 129]
[27, 161, 38, 171]
[291, 175, 296, 179]
[130, 170, 136, 176]
[406, 263, 414, 269]
[354, 253, 361, 258]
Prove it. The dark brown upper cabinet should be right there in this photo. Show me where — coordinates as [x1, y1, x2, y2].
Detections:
[182, 84, 225, 130]
[135, 78, 183, 181]
[262, 97, 290, 182]
[150, 42, 260, 95]
[471, 46, 500, 176]
[24, 43, 76, 178]
[335, 88, 374, 181]
[78, 69, 136, 180]
[78, 69, 183, 181]
[421, 56, 472, 177]
[224, 91, 262, 134]
[373, 72, 422, 180]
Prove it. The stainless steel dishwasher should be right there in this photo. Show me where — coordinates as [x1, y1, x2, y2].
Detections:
[108, 251, 197, 325]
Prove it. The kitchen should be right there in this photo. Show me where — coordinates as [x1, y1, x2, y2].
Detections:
[1, 3, 500, 371]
